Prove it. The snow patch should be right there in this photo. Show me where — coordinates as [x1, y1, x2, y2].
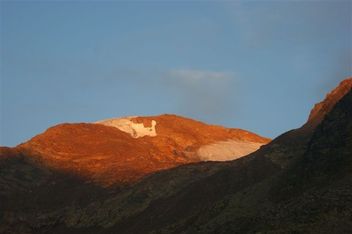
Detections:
[197, 140, 264, 161]
[95, 117, 157, 138]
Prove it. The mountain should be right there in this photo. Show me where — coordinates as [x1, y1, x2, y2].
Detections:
[260, 77, 352, 169]
[7, 114, 268, 187]
[1, 77, 351, 234]
[0, 115, 268, 233]
[303, 77, 352, 131]
[53, 78, 350, 234]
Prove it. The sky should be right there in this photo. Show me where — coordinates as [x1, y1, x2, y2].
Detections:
[0, 0, 351, 146]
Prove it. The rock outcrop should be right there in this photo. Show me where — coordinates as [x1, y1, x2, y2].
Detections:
[303, 77, 352, 130]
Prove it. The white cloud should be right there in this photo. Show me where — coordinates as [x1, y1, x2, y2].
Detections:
[168, 69, 232, 84]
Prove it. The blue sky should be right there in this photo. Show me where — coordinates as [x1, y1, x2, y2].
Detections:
[0, 1, 351, 146]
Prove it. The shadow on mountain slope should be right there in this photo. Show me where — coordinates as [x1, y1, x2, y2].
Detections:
[1, 79, 351, 234]
[60, 89, 352, 234]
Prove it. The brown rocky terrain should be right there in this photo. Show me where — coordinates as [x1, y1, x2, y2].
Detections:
[0, 77, 351, 234]
[52, 78, 350, 234]
[303, 77, 352, 130]
[2, 115, 269, 187]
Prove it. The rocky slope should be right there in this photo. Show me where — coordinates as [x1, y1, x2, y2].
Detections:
[1, 77, 351, 234]
[303, 77, 352, 130]
[0, 114, 269, 233]
[50, 78, 350, 234]
[9, 114, 269, 187]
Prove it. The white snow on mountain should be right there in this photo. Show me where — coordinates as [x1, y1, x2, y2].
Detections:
[197, 140, 264, 161]
[95, 117, 157, 138]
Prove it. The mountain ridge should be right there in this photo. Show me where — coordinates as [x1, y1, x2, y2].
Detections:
[303, 77, 352, 130]
[3, 114, 269, 187]
[1, 77, 351, 234]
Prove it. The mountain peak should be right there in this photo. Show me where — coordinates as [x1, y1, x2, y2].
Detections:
[304, 77, 352, 130]
[10, 114, 269, 186]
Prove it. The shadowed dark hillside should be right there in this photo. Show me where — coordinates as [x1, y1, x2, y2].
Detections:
[0, 78, 351, 234]
[97, 89, 352, 234]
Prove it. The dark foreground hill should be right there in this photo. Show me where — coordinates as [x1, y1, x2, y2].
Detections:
[0, 78, 351, 234]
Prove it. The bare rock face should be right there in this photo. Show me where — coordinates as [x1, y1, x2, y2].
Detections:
[7, 114, 269, 187]
[261, 77, 352, 169]
[304, 77, 352, 130]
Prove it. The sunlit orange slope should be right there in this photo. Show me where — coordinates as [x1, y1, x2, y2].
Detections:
[303, 77, 352, 130]
[7, 114, 269, 186]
